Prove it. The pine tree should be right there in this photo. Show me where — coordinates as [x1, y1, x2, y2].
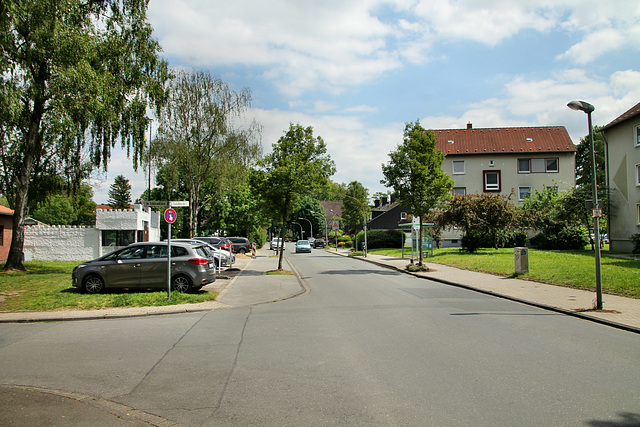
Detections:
[108, 175, 132, 209]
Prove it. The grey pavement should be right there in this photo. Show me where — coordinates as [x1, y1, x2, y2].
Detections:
[0, 246, 638, 333]
[336, 249, 640, 334]
[1, 246, 639, 425]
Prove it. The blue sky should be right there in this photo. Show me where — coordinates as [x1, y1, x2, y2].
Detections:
[91, 0, 640, 203]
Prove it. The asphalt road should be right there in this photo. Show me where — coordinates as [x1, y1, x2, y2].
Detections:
[1, 247, 639, 426]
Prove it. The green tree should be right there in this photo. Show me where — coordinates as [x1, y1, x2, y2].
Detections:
[291, 196, 326, 239]
[108, 175, 132, 209]
[31, 195, 77, 225]
[340, 181, 370, 235]
[575, 126, 606, 189]
[251, 124, 335, 270]
[0, 0, 169, 270]
[439, 193, 525, 253]
[151, 69, 261, 237]
[381, 121, 453, 266]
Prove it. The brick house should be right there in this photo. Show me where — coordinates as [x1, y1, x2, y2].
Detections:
[0, 205, 13, 261]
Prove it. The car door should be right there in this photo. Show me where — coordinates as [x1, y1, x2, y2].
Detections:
[138, 244, 169, 288]
[103, 245, 144, 287]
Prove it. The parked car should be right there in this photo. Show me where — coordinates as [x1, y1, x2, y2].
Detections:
[72, 242, 216, 294]
[295, 239, 312, 253]
[313, 238, 326, 248]
[171, 239, 230, 267]
[194, 237, 236, 264]
[270, 238, 284, 250]
[228, 237, 251, 254]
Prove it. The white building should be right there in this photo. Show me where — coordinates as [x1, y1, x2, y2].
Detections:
[24, 204, 161, 261]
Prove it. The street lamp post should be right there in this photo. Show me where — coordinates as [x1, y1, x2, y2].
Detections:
[338, 193, 368, 257]
[568, 100, 603, 310]
[291, 222, 303, 240]
[298, 217, 313, 240]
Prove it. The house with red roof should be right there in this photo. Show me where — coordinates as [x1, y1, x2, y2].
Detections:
[432, 123, 576, 246]
[601, 102, 640, 252]
[434, 123, 576, 202]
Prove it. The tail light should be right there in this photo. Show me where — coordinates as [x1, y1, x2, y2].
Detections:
[188, 258, 209, 265]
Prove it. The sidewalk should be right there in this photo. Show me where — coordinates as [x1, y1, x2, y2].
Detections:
[332, 249, 640, 333]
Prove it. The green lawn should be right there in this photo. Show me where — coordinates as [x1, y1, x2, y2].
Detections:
[368, 247, 640, 298]
[0, 260, 218, 311]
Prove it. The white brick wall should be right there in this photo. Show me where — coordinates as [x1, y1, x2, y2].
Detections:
[24, 204, 162, 261]
[24, 226, 101, 261]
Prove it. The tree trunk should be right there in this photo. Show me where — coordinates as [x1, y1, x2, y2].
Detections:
[4, 113, 41, 270]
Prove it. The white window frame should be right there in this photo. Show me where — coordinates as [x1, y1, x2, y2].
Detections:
[635, 124, 640, 147]
[518, 187, 531, 201]
[452, 160, 465, 174]
[484, 170, 501, 192]
[637, 203, 640, 226]
[636, 163, 640, 186]
[518, 157, 559, 173]
[400, 212, 407, 220]
[452, 187, 466, 196]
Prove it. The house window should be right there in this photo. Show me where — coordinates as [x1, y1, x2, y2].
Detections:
[637, 203, 640, 225]
[400, 212, 407, 220]
[102, 230, 135, 247]
[452, 187, 466, 196]
[518, 159, 531, 173]
[518, 187, 531, 201]
[636, 164, 640, 186]
[635, 125, 640, 147]
[518, 158, 559, 173]
[452, 160, 465, 174]
[0, 225, 3, 246]
[484, 170, 501, 192]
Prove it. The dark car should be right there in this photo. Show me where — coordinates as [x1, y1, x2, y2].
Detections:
[72, 242, 216, 294]
[313, 238, 326, 248]
[195, 236, 234, 252]
[228, 237, 251, 254]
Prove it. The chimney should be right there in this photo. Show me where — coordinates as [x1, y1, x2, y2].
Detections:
[467, 122, 472, 129]
[374, 199, 380, 208]
[381, 196, 388, 206]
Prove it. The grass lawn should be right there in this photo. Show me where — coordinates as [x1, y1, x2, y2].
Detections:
[368, 247, 640, 299]
[0, 260, 218, 311]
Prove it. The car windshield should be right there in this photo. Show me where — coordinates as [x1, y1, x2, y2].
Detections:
[298, 240, 309, 245]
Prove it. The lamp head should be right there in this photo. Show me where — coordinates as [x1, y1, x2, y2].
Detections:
[567, 100, 595, 114]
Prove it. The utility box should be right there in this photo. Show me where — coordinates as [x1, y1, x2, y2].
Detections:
[514, 247, 529, 274]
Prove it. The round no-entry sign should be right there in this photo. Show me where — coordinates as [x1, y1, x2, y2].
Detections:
[164, 208, 177, 223]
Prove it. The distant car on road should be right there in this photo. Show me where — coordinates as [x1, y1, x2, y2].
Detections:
[270, 238, 284, 250]
[295, 240, 312, 253]
[72, 242, 216, 294]
[313, 238, 326, 248]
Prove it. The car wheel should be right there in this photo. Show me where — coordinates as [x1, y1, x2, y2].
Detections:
[239, 248, 247, 254]
[171, 275, 193, 293]
[83, 275, 105, 294]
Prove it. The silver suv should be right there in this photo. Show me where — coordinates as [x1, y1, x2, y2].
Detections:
[72, 242, 216, 294]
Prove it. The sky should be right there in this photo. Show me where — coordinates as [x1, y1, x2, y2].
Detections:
[90, 0, 640, 204]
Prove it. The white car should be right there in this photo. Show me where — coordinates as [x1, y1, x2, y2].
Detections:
[270, 238, 284, 250]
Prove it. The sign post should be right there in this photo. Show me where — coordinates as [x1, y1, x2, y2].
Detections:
[164, 208, 177, 298]
[331, 220, 339, 251]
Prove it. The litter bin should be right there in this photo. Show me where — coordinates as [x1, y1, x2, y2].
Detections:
[514, 247, 529, 274]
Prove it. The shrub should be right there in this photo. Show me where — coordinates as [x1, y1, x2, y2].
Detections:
[530, 225, 587, 250]
[339, 235, 353, 248]
[359, 229, 405, 249]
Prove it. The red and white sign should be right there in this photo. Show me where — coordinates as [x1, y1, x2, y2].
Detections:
[164, 208, 177, 223]
[331, 220, 339, 231]
[592, 208, 603, 218]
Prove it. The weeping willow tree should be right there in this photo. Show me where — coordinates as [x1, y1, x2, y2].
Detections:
[0, 0, 169, 270]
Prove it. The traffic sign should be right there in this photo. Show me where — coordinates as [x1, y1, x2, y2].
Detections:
[331, 220, 339, 231]
[170, 200, 189, 207]
[147, 201, 169, 207]
[164, 208, 177, 223]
